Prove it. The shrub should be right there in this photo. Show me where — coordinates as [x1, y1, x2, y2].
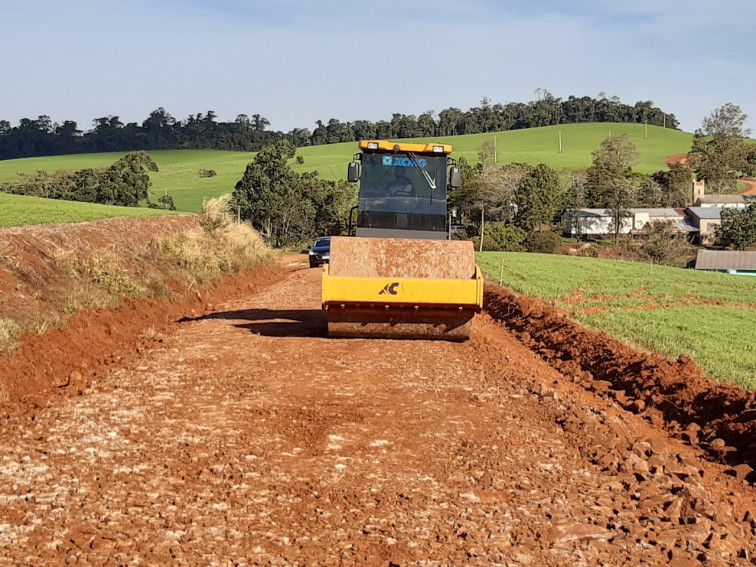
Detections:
[158, 194, 176, 210]
[634, 222, 695, 267]
[81, 252, 144, 296]
[576, 245, 599, 258]
[471, 234, 500, 251]
[486, 222, 526, 252]
[155, 195, 275, 282]
[0, 317, 20, 354]
[198, 169, 217, 178]
[526, 231, 563, 254]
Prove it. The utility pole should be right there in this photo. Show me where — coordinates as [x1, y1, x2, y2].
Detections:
[479, 206, 485, 252]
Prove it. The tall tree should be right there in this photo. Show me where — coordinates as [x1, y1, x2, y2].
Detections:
[636, 177, 663, 207]
[447, 156, 482, 219]
[651, 162, 692, 207]
[514, 163, 563, 232]
[585, 134, 639, 207]
[233, 140, 298, 241]
[252, 114, 270, 131]
[604, 177, 636, 243]
[690, 103, 752, 195]
[564, 172, 588, 241]
[100, 151, 158, 206]
[235, 114, 251, 131]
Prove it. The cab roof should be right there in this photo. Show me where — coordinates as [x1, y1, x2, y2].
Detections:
[358, 140, 453, 155]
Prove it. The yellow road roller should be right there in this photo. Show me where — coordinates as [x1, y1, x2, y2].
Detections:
[321, 140, 483, 341]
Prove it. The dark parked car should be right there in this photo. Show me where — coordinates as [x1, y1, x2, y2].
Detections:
[308, 237, 331, 268]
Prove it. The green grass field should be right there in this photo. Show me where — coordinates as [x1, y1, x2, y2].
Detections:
[404, 123, 692, 173]
[0, 193, 178, 227]
[0, 150, 259, 214]
[0, 123, 693, 216]
[477, 252, 756, 389]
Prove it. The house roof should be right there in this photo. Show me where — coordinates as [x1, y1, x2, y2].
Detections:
[569, 208, 683, 218]
[572, 209, 611, 216]
[630, 208, 683, 217]
[695, 250, 756, 271]
[674, 220, 698, 233]
[695, 195, 753, 205]
[685, 207, 722, 220]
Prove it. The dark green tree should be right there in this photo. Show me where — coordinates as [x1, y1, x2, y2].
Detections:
[514, 163, 563, 232]
[715, 204, 756, 250]
[651, 162, 692, 207]
[585, 134, 639, 209]
[447, 156, 482, 220]
[232, 141, 354, 245]
[690, 103, 752, 195]
[233, 140, 298, 241]
[636, 177, 663, 207]
[101, 151, 158, 206]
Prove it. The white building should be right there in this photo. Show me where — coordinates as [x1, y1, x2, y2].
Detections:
[693, 194, 754, 209]
[562, 208, 686, 238]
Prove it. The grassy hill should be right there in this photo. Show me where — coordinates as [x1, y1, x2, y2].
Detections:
[0, 193, 179, 228]
[0, 123, 693, 216]
[477, 251, 756, 389]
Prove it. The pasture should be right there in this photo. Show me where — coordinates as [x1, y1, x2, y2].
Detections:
[0, 123, 693, 214]
[477, 251, 756, 389]
[0, 193, 178, 228]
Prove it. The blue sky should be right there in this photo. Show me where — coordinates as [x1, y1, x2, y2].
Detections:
[1, 0, 754, 134]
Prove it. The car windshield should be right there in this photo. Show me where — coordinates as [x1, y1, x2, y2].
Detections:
[314, 238, 330, 248]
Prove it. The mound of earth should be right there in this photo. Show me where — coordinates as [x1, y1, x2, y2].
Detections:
[0, 215, 282, 399]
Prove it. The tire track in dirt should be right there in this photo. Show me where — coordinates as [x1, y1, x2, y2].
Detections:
[0, 260, 754, 565]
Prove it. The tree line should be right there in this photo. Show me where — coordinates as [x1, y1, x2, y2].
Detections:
[451, 103, 756, 253]
[0, 151, 175, 210]
[0, 92, 678, 160]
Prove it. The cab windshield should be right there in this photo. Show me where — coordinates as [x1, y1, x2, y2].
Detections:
[357, 153, 447, 233]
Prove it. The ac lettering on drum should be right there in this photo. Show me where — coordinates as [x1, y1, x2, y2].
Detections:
[379, 282, 400, 296]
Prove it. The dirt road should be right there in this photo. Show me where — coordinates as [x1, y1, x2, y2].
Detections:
[737, 178, 756, 195]
[0, 258, 754, 566]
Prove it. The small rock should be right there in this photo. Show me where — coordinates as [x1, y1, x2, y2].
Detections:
[726, 463, 753, 482]
[546, 523, 611, 546]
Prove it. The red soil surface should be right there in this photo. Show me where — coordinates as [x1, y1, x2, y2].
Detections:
[0, 220, 754, 564]
[665, 153, 690, 168]
[557, 287, 756, 314]
[737, 178, 756, 195]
